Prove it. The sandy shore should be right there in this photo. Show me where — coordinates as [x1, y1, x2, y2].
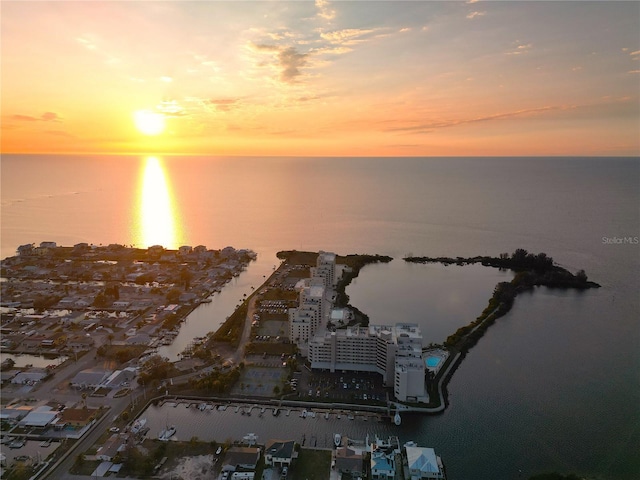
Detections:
[159, 454, 217, 480]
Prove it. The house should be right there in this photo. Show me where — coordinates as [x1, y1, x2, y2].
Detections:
[17, 244, 34, 256]
[223, 447, 261, 472]
[126, 333, 151, 345]
[147, 245, 164, 257]
[112, 301, 131, 310]
[335, 446, 364, 476]
[18, 406, 58, 428]
[67, 335, 95, 351]
[70, 369, 111, 390]
[0, 370, 19, 384]
[20, 334, 49, 351]
[370, 436, 400, 480]
[0, 405, 32, 424]
[264, 440, 295, 467]
[11, 370, 48, 385]
[59, 407, 99, 427]
[178, 245, 193, 255]
[405, 445, 446, 479]
[193, 245, 208, 255]
[179, 292, 197, 303]
[97, 434, 127, 461]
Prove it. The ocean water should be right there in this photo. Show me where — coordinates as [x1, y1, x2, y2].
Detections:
[1, 155, 638, 479]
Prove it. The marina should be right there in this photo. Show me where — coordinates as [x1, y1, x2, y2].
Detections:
[137, 400, 402, 448]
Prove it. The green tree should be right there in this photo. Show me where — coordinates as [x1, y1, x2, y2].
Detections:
[93, 293, 108, 308]
[576, 269, 588, 282]
[166, 288, 182, 303]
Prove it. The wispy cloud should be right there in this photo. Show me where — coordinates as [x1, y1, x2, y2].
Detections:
[11, 112, 62, 122]
[206, 98, 241, 112]
[156, 100, 186, 116]
[315, 0, 335, 21]
[249, 42, 308, 83]
[320, 28, 377, 46]
[506, 43, 533, 56]
[388, 105, 572, 134]
[44, 130, 75, 138]
[278, 47, 308, 83]
[467, 11, 486, 20]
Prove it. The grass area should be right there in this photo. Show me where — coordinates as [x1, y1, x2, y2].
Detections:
[69, 457, 101, 475]
[289, 448, 332, 480]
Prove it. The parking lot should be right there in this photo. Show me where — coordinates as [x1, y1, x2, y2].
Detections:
[287, 366, 388, 404]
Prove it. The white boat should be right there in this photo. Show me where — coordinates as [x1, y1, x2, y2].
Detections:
[347, 414, 354, 420]
[334, 434, 341, 447]
[325, 411, 330, 420]
[242, 433, 258, 446]
[131, 417, 147, 434]
[394, 412, 401, 426]
[198, 403, 207, 411]
[300, 409, 307, 418]
[158, 425, 176, 441]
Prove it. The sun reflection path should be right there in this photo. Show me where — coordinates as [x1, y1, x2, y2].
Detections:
[137, 156, 180, 249]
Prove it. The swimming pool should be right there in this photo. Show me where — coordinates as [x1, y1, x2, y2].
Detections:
[426, 356, 442, 368]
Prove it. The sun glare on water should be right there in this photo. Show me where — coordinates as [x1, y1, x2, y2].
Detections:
[134, 110, 165, 136]
[137, 156, 179, 249]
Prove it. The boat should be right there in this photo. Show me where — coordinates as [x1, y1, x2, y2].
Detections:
[334, 434, 342, 447]
[242, 433, 258, 446]
[131, 418, 147, 434]
[158, 425, 176, 441]
[325, 411, 330, 420]
[9, 438, 26, 449]
[198, 403, 207, 411]
[347, 414, 354, 420]
[394, 412, 401, 426]
[300, 409, 307, 418]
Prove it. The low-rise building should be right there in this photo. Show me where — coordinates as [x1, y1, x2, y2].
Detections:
[97, 434, 127, 462]
[335, 446, 364, 476]
[223, 446, 261, 472]
[404, 443, 446, 479]
[59, 407, 99, 428]
[370, 436, 400, 480]
[70, 369, 111, 390]
[264, 439, 295, 467]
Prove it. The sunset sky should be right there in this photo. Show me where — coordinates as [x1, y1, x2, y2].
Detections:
[2, 0, 639, 156]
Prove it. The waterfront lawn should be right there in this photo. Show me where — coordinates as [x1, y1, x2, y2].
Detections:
[289, 448, 331, 480]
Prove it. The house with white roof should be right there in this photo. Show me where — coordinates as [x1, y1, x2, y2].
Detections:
[405, 445, 446, 479]
[18, 406, 58, 428]
[70, 368, 111, 390]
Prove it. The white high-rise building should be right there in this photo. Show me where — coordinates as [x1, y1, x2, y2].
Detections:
[311, 251, 337, 288]
[309, 323, 427, 401]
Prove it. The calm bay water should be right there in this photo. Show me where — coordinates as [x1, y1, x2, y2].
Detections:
[1, 155, 638, 479]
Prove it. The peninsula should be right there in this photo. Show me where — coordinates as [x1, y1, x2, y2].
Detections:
[0, 243, 599, 480]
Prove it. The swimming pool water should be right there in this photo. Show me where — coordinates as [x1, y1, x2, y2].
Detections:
[426, 356, 442, 368]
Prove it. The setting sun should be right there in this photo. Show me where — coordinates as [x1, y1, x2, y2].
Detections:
[134, 110, 165, 136]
